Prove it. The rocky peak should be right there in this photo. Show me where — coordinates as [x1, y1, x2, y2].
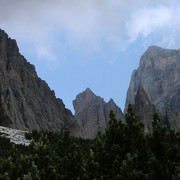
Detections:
[135, 86, 149, 102]
[75, 88, 100, 101]
[108, 98, 115, 104]
[73, 88, 124, 139]
[125, 46, 180, 112]
[85, 87, 94, 95]
[73, 88, 104, 114]
[0, 29, 82, 137]
[139, 46, 179, 69]
[0, 30, 19, 58]
[125, 45, 180, 131]
[78, 88, 95, 99]
[142, 46, 163, 58]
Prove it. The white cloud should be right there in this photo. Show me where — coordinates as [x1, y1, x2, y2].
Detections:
[126, 6, 172, 42]
[125, 3, 180, 48]
[36, 45, 56, 62]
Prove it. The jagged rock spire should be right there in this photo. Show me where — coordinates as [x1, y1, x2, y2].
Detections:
[73, 88, 124, 139]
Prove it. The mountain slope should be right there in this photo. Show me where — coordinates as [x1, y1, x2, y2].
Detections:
[73, 88, 125, 139]
[0, 29, 81, 137]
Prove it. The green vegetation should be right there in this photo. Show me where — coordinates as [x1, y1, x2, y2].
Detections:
[0, 103, 180, 179]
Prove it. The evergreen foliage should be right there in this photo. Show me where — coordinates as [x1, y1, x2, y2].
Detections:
[0, 103, 180, 179]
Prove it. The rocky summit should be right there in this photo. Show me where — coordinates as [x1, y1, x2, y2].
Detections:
[0, 29, 82, 137]
[73, 88, 125, 139]
[125, 46, 180, 130]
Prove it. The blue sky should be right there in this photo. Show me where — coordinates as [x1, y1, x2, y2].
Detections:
[1, 0, 180, 113]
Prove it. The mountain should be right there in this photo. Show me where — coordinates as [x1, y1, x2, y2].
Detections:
[73, 88, 125, 139]
[0, 29, 82, 137]
[125, 46, 180, 129]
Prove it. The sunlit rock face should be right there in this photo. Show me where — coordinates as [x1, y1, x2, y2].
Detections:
[73, 88, 125, 139]
[125, 46, 180, 130]
[0, 29, 82, 137]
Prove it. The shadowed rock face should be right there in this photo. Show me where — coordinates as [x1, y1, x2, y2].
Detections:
[0, 29, 82, 137]
[125, 46, 180, 130]
[134, 86, 154, 131]
[73, 88, 125, 139]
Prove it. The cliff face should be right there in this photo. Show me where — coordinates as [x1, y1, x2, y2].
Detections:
[0, 29, 82, 137]
[73, 88, 124, 139]
[125, 46, 180, 129]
